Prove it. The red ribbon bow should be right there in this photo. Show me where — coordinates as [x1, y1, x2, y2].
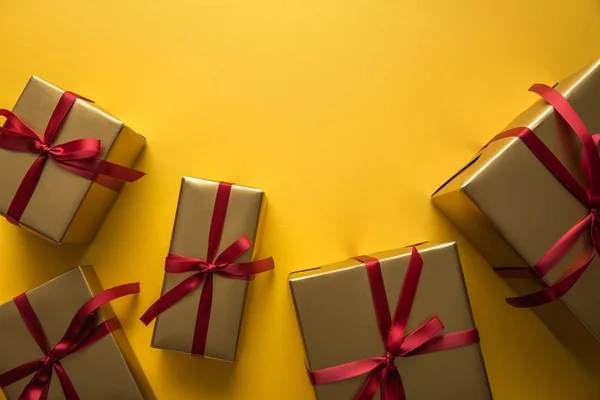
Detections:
[0, 91, 145, 225]
[140, 181, 275, 356]
[0, 282, 140, 400]
[490, 84, 600, 307]
[309, 247, 480, 400]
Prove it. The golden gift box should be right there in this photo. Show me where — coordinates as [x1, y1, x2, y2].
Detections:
[289, 242, 491, 399]
[144, 177, 273, 362]
[432, 58, 600, 350]
[0, 76, 146, 243]
[0, 266, 151, 399]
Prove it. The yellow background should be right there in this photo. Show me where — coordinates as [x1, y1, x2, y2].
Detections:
[0, 0, 599, 398]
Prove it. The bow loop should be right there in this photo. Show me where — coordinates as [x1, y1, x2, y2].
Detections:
[381, 367, 404, 400]
[386, 247, 424, 353]
[214, 235, 252, 266]
[165, 254, 212, 274]
[397, 317, 444, 357]
[384, 352, 395, 365]
[0, 109, 40, 140]
[48, 138, 101, 161]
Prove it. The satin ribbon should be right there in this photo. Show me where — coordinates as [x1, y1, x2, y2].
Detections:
[309, 247, 480, 400]
[0, 282, 140, 400]
[489, 84, 600, 307]
[140, 181, 275, 356]
[0, 91, 145, 225]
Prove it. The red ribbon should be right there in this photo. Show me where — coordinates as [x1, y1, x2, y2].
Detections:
[489, 84, 600, 307]
[308, 247, 480, 400]
[0, 282, 140, 400]
[140, 181, 275, 356]
[0, 91, 145, 225]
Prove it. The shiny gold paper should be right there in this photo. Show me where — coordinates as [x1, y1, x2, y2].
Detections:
[289, 242, 491, 399]
[151, 177, 266, 362]
[0, 266, 146, 400]
[0, 77, 146, 244]
[432, 58, 600, 343]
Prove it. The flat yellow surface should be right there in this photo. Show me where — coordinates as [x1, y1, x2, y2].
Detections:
[0, 0, 599, 399]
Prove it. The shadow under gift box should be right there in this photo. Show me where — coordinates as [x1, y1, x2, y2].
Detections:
[0, 266, 154, 400]
[0, 77, 146, 244]
[432, 58, 600, 368]
[150, 177, 267, 362]
[289, 242, 492, 399]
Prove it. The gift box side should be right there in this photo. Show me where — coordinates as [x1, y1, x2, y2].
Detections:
[61, 124, 146, 243]
[80, 266, 156, 400]
[151, 177, 264, 362]
[290, 242, 492, 400]
[0, 267, 144, 400]
[432, 143, 529, 271]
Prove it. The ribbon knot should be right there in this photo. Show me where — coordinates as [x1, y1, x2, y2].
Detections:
[384, 352, 395, 366]
[42, 356, 54, 366]
[39, 143, 51, 155]
[204, 262, 219, 274]
[591, 207, 600, 220]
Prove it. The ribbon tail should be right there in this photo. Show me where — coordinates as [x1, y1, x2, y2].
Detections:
[387, 247, 424, 352]
[60, 283, 139, 346]
[506, 213, 594, 308]
[6, 155, 47, 225]
[309, 357, 384, 386]
[19, 365, 53, 400]
[532, 214, 592, 277]
[381, 366, 405, 400]
[407, 328, 480, 356]
[53, 362, 80, 400]
[57, 158, 143, 190]
[93, 158, 145, 182]
[192, 274, 214, 356]
[506, 249, 596, 308]
[71, 318, 122, 354]
[355, 364, 386, 400]
[140, 275, 204, 325]
[0, 360, 44, 388]
[222, 257, 276, 279]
